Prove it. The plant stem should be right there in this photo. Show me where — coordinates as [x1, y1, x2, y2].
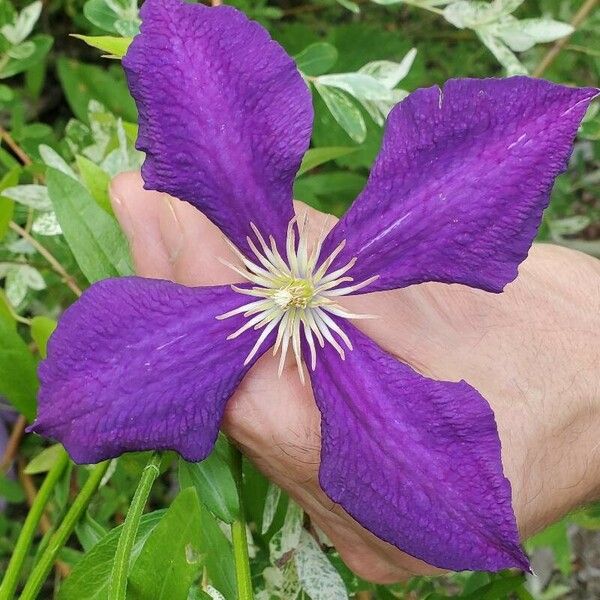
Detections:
[8, 222, 82, 298]
[0, 448, 69, 600]
[229, 444, 254, 600]
[532, 0, 598, 77]
[18, 461, 109, 600]
[108, 452, 161, 600]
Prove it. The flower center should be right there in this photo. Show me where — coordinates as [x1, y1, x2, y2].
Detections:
[217, 215, 377, 383]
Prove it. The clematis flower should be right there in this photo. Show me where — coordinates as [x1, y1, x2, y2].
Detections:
[29, 0, 597, 572]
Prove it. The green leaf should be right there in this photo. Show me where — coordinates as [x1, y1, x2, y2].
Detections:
[84, 0, 140, 36]
[314, 83, 366, 143]
[295, 42, 338, 76]
[526, 519, 572, 576]
[46, 167, 133, 282]
[30, 315, 56, 359]
[179, 474, 236, 598]
[178, 436, 239, 524]
[72, 35, 133, 59]
[463, 574, 526, 599]
[297, 146, 356, 176]
[0, 34, 52, 79]
[0, 472, 25, 503]
[76, 155, 113, 214]
[24, 443, 64, 475]
[56, 57, 137, 123]
[0, 167, 19, 239]
[58, 511, 165, 600]
[0, 294, 38, 419]
[128, 488, 204, 600]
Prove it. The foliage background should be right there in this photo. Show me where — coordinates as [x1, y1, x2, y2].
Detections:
[0, 0, 598, 598]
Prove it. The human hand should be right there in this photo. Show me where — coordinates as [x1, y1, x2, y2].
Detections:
[110, 170, 600, 583]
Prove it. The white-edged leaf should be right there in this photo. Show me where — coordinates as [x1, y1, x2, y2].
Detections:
[2, 184, 51, 210]
[39, 144, 77, 179]
[358, 48, 417, 88]
[294, 530, 347, 600]
[205, 586, 226, 600]
[32, 211, 62, 236]
[335, 0, 360, 13]
[19, 264, 45, 290]
[487, 17, 573, 51]
[269, 501, 303, 562]
[314, 83, 366, 143]
[443, 0, 523, 28]
[5, 268, 27, 306]
[316, 72, 395, 102]
[261, 483, 282, 534]
[477, 30, 528, 75]
[1, 1, 42, 45]
[7, 41, 35, 59]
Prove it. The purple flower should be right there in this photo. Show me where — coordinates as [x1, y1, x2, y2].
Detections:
[29, 0, 597, 572]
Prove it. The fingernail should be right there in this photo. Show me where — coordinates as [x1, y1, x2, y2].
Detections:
[159, 195, 185, 263]
[109, 183, 135, 242]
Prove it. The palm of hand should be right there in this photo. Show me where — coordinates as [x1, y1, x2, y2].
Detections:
[112, 171, 600, 583]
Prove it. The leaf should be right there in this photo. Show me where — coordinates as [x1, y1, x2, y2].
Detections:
[294, 530, 347, 600]
[314, 83, 366, 144]
[462, 574, 526, 599]
[83, 0, 140, 36]
[476, 30, 527, 75]
[0, 0, 42, 45]
[76, 155, 113, 214]
[179, 472, 236, 599]
[295, 42, 338, 77]
[0, 472, 25, 503]
[297, 146, 357, 176]
[270, 500, 303, 562]
[0, 34, 52, 79]
[128, 488, 204, 600]
[46, 167, 133, 282]
[58, 511, 165, 600]
[261, 483, 282, 535]
[56, 57, 137, 123]
[32, 211, 62, 236]
[39, 144, 77, 179]
[0, 167, 19, 239]
[335, 0, 360, 13]
[30, 315, 56, 358]
[358, 48, 417, 88]
[178, 436, 239, 524]
[0, 299, 37, 420]
[526, 519, 572, 576]
[72, 35, 133, 59]
[488, 17, 573, 52]
[24, 443, 64, 474]
[2, 184, 51, 210]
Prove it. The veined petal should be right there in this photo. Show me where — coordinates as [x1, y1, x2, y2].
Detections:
[321, 77, 598, 294]
[308, 321, 528, 572]
[123, 0, 313, 253]
[29, 278, 273, 464]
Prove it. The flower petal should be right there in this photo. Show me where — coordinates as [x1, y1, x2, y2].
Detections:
[123, 0, 313, 252]
[308, 321, 528, 572]
[29, 278, 272, 464]
[321, 77, 597, 294]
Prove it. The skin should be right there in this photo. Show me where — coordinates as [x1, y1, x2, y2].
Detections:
[110, 170, 600, 583]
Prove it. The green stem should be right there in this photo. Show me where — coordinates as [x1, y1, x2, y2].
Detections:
[0, 448, 70, 600]
[108, 452, 161, 600]
[229, 445, 253, 600]
[18, 461, 109, 600]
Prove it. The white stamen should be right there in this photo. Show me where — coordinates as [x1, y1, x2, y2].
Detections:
[218, 217, 378, 381]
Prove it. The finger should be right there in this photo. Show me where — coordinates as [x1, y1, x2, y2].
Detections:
[110, 171, 174, 279]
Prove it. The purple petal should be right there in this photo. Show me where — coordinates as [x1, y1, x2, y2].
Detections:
[29, 278, 271, 464]
[123, 0, 313, 253]
[321, 77, 598, 294]
[308, 321, 528, 572]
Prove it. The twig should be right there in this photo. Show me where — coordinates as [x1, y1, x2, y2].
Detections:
[9, 221, 82, 298]
[0, 126, 32, 167]
[0, 415, 27, 473]
[532, 0, 599, 77]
